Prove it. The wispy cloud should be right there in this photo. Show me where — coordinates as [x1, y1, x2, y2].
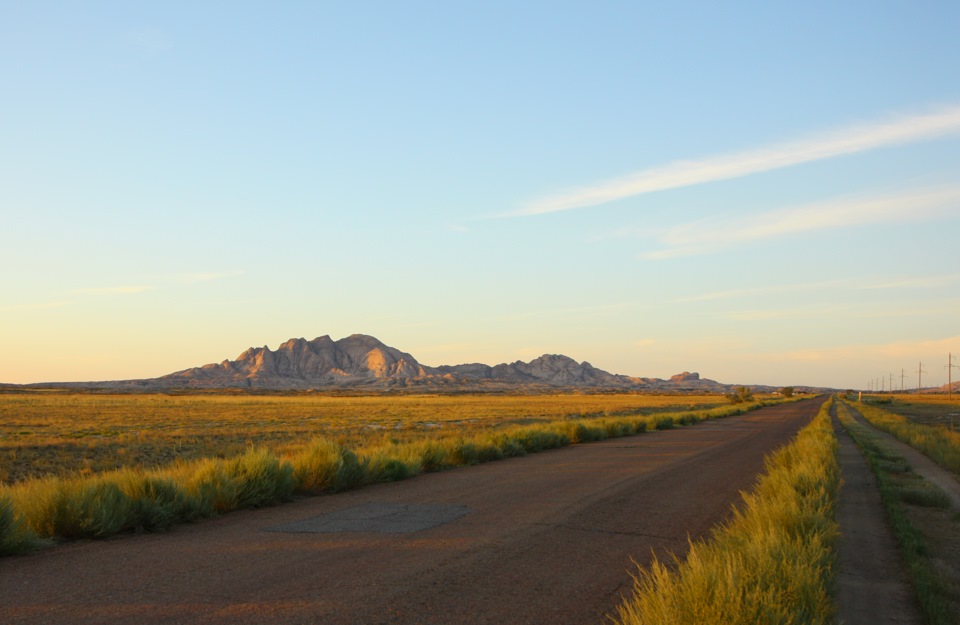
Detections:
[644, 186, 960, 259]
[512, 104, 960, 216]
[71, 286, 154, 295]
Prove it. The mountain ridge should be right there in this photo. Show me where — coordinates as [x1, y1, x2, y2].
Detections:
[10, 334, 811, 393]
[156, 334, 729, 391]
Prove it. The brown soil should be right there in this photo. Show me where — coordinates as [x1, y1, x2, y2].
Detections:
[0, 400, 822, 625]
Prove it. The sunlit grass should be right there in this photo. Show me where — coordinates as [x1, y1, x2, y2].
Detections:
[851, 398, 960, 475]
[612, 397, 838, 625]
[0, 393, 787, 554]
[0, 392, 732, 484]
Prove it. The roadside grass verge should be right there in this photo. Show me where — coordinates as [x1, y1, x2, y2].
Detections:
[849, 401, 960, 475]
[836, 400, 959, 624]
[0, 398, 790, 556]
[612, 397, 838, 625]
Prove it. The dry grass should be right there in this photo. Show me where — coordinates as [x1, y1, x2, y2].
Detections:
[0, 391, 783, 555]
[852, 396, 960, 476]
[0, 392, 730, 484]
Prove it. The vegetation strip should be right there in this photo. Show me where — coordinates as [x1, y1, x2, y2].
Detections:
[835, 400, 958, 625]
[848, 399, 960, 476]
[0, 398, 787, 556]
[612, 397, 838, 625]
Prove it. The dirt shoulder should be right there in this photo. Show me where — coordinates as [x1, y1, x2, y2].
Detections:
[846, 404, 960, 509]
[832, 410, 922, 625]
[0, 400, 822, 625]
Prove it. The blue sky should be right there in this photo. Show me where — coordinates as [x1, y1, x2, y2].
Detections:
[2, 2, 959, 389]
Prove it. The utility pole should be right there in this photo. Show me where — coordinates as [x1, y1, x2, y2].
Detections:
[901, 368, 907, 392]
[889, 373, 894, 396]
[947, 353, 959, 401]
[918, 361, 927, 394]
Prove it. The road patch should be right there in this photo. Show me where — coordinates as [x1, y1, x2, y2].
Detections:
[265, 503, 471, 534]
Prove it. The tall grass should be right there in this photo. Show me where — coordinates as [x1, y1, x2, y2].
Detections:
[612, 398, 839, 625]
[851, 401, 960, 474]
[0, 397, 789, 555]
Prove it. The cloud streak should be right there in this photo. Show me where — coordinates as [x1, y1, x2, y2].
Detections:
[644, 186, 960, 259]
[514, 105, 960, 216]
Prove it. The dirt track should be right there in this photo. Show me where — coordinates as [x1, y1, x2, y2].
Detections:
[0, 399, 823, 625]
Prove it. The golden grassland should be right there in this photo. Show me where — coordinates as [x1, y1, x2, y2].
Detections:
[613, 397, 838, 625]
[0, 392, 731, 485]
[1, 391, 776, 554]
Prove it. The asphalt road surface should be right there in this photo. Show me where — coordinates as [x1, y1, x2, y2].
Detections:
[0, 398, 824, 625]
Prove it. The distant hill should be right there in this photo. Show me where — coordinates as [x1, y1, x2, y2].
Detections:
[155, 334, 732, 391]
[13, 333, 814, 393]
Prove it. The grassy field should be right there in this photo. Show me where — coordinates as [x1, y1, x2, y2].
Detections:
[0, 391, 731, 485]
[1, 391, 782, 555]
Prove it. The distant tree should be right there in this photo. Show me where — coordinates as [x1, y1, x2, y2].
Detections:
[725, 386, 754, 404]
[780, 387, 795, 398]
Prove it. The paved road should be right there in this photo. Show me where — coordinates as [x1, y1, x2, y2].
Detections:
[0, 399, 824, 625]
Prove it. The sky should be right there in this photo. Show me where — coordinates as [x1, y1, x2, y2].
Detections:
[2, 1, 959, 390]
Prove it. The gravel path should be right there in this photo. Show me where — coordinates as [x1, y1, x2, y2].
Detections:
[0, 400, 822, 625]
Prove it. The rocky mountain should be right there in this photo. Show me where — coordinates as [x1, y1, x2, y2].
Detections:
[144, 334, 731, 392]
[158, 335, 429, 389]
[12, 334, 768, 393]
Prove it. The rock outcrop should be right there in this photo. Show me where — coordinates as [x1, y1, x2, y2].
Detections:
[35, 333, 746, 392]
[160, 334, 429, 388]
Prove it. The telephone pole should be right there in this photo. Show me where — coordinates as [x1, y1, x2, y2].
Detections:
[901, 368, 907, 392]
[917, 361, 927, 394]
[947, 353, 959, 401]
[889, 373, 894, 395]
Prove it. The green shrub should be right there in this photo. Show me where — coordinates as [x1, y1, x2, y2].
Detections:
[117, 473, 188, 532]
[184, 458, 240, 515]
[725, 386, 755, 404]
[0, 494, 45, 555]
[291, 438, 365, 494]
[366, 454, 414, 482]
[230, 448, 295, 508]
